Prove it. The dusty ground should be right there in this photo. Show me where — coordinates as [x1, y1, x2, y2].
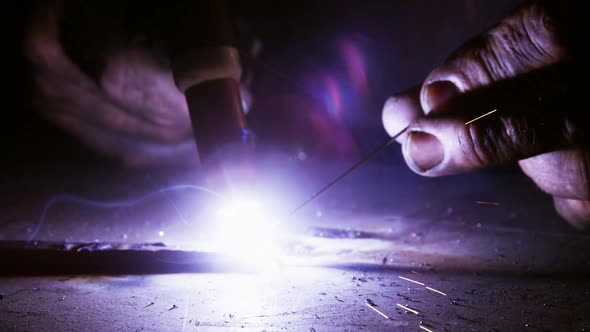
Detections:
[1, 160, 589, 331]
[1, 267, 588, 331]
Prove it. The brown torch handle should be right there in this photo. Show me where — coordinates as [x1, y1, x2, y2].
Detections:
[167, 1, 254, 172]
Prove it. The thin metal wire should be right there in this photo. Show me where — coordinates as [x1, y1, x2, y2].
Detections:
[289, 125, 410, 216]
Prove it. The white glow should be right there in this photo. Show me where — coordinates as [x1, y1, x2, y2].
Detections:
[210, 195, 284, 268]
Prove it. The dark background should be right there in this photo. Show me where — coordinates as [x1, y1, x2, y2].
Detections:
[4, 0, 523, 174]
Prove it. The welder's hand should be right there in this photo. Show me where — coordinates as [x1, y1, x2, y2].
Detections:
[23, 2, 252, 167]
[381, 1, 588, 229]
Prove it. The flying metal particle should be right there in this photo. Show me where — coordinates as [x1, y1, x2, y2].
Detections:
[425, 287, 447, 296]
[476, 201, 500, 205]
[465, 109, 497, 125]
[396, 303, 419, 315]
[419, 325, 435, 332]
[365, 302, 390, 319]
[398, 276, 425, 286]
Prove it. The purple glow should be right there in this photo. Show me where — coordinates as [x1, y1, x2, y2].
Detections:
[338, 40, 369, 97]
[322, 75, 343, 118]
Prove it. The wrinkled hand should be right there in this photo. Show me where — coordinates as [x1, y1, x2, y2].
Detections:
[382, 1, 588, 229]
[24, 2, 251, 167]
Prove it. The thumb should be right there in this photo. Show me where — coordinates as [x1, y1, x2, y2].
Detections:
[402, 62, 585, 176]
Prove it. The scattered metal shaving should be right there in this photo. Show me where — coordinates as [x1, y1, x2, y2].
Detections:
[419, 324, 435, 332]
[396, 303, 419, 315]
[365, 299, 389, 320]
[399, 276, 425, 286]
[426, 286, 447, 296]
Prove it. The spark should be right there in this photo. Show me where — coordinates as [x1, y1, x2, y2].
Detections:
[398, 276, 425, 286]
[465, 109, 497, 125]
[419, 325, 435, 332]
[396, 303, 419, 315]
[476, 201, 500, 205]
[426, 287, 447, 296]
[365, 302, 390, 319]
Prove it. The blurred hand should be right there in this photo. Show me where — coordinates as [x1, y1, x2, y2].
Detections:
[24, 1, 252, 167]
[381, 1, 588, 229]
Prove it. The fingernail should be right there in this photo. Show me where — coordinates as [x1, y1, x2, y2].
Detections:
[407, 131, 444, 172]
[424, 81, 459, 112]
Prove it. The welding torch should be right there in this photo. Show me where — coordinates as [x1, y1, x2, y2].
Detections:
[167, 1, 408, 208]
[167, 1, 255, 192]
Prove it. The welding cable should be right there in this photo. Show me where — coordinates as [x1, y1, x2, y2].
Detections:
[28, 184, 224, 243]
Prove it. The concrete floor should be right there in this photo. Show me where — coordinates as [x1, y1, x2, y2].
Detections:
[1, 268, 588, 331]
[1, 158, 589, 331]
